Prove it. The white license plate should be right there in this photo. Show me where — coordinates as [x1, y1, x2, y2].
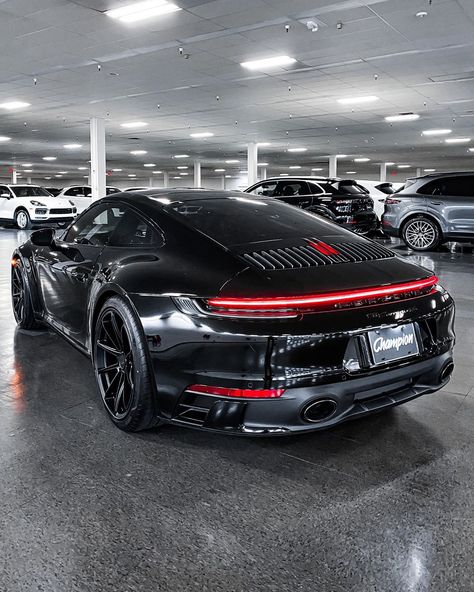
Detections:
[367, 323, 419, 366]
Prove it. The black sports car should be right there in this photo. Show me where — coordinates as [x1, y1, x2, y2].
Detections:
[11, 189, 455, 435]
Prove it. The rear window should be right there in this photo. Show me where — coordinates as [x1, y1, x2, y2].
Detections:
[318, 181, 367, 196]
[164, 196, 334, 247]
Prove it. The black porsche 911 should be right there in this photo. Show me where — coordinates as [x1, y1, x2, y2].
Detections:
[11, 189, 455, 435]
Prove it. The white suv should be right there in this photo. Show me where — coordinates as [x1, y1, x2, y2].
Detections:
[55, 185, 121, 213]
[0, 184, 76, 229]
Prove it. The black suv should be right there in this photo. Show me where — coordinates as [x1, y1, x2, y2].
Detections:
[245, 177, 377, 234]
[383, 171, 474, 250]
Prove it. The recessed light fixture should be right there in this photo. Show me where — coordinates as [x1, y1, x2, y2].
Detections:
[144, 163, 156, 167]
[225, 175, 232, 178]
[173, 176, 181, 179]
[0, 136, 11, 142]
[258, 162, 269, 166]
[179, 172, 189, 176]
[337, 154, 348, 158]
[190, 132, 214, 138]
[385, 162, 395, 166]
[424, 168, 436, 172]
[58, 171, 68, 174]
[385, 113, 420, 122]
[287, 148, 307, 153]
[153, 170, 163, 174]
[128, 174, 137, 177]
[121, 121, 148, 129]
[422, 129, 452, 136]
[174, 154, 189, 158]
[225, 159, 240, 163]
[63, 143, 82, 149]
[23, 169, 33, 173]
[312, 168, 323, 171]
[337, 96, 379, 105]
[354, 157, 370, 162]
[130, 150, 147, 155]
[289, 165, 301, 169]
[214, 168, 226, 172]
[42, 156, 57, 161]
[0, 101, 31, 110]
[398, 164, 411, 168]
[241, 55, 296, 70]
[22, 163, 33, 167]
[44, 177, 52, 180]
[78, 167, 88, 170]
[111, 168, 122, 172]
[279, 173, 289, 176]
[106, 1, 182, 23]
[346, 171, 357, 175]
[177, 166, 188, 170]
[416, 11, 428, 18]
[445, 137, 471, 144]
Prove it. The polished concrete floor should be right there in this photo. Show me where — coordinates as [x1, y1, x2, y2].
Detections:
[0, 229, 473, 592]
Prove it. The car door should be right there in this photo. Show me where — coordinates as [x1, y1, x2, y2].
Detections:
[427, 176, 474, 235]
[0, 185, 14, 221]
[274, 180, 313, 208]
[34, 203, 126, 345]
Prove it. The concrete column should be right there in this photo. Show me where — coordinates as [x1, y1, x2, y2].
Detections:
[27, 176, 32, 184]
[149, 176, 154, 188]
[329, 155, 337, 178]
[11, 169, 17, 184]
[416, 167, 422, 177]
[380, 163, 387, 183]
[163, 171, 169, 188]
[260, 167, 267, 181]
[194, 160, 201, 188]
[90, 117, 106, 199]
[221, 175, 226, 190]
[247, 142, 258, 186]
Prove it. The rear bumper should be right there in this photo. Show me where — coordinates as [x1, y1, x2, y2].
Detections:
[339, 212, 378, 233]
[166, 351, 454, 435]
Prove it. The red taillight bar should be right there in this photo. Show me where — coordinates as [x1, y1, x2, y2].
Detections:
[308, 240, 340, 256]
[187, 384, 285, 399]
[207, 276, 438, 312]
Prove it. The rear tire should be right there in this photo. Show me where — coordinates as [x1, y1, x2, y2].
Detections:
[93, 296, 159, 432]
[402, 216, 441, 251]
[11, 259, 42, 330]
[15, 209, 31, 230]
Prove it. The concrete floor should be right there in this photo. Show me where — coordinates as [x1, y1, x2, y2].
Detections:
[0, 228, 473, 592]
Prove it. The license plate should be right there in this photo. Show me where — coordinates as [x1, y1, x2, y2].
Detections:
[367, 323, 419, 366]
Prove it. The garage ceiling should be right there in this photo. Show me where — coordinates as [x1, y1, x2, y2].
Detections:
[0, 0, 473, 183]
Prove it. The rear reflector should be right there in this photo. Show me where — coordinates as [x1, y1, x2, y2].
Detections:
[205, 276, 438, 314]
[187, 384, 285, 399]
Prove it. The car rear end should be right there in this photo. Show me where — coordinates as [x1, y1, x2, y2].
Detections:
[382, 178, 426, 237]
[322, 180, 378, 234]
[132, 195, 455, 435]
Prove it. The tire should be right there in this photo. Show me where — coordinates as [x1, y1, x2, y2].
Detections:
[93, 295, 159, 432]
[11, 258, 42, 330]
[402, 216, 441, 251]
[15, 209, 31, 230]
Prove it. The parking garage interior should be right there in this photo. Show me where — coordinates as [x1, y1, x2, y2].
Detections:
[1, 1, 474, 591]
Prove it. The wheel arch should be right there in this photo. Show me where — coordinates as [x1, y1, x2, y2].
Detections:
[400, 211, 444, 237]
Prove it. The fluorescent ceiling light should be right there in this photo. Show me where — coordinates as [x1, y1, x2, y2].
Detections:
[0, 101, 30, 110]
[445, 137, 471, 144]
[44, 177, 51, 180]
[280, 173, 289, 176]
[354, 157, 370, 162]
[59, 171, 68, 174]
[424, 168, 436, 172]
[22, 163, 32, 167]
[144, 163, 156, 167]
[23, 169, 33, 173]
[385, 162, 395, 166]
[0, 136, 11, 142]
[177, 166, 188, 170]
[398, 164, 411, 168]
[55, 175, 63, 178]
[312, 168, 323, 171]
[337, 154, 348, 158]
[111, 168, 122, 172]
[179, 172, 189, 176]
[258, 162, 269, 166]
[241, 55, 296, 71]
[128, 174, 136, 177]
[289, 165, 301, 169]
[385, 113, 420, 122]
[78, 167, 88, 170]
[346, 171, 357, 174]
[337, 95, 379, 105]
[225, 159, 239, 163]
[287, 148, 307, 153]
[153, 170, 163, 173]
[190, 132, 214, 138]
[422, 129, 452, 136]
[469, 148, 474, 153]
[174, 154, 189, 158]
[214, 168, 226, 172]
[63, 143, 82, 149]
[121, 121, 148, 128]
[42, 156, 57, 161]
[106, 1, 181, 23]
[257, 142, 271, 147]
[225, 175, 231, 178]
[130, 150, 147, 155]
[173, 176, 181, 179]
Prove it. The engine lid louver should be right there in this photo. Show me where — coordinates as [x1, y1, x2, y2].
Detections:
[241, 240, 395, 271]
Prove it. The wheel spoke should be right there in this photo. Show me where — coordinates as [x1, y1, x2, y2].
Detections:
[104, 369, 121, 400]
[98, 362, 120, 376]
[96, 341, 122, 357]
[109, 313, 123, 350]
[113, 375, 125, 414]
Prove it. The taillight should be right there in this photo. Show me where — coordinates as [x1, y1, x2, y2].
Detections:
[186, 384, 285, 399]
[204, 276, 439, 316]
[385, 197, 401, 205]
[307, 240, 340, 256]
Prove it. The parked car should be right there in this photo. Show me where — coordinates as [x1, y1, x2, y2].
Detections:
[383, 171, 474, 250]
[245, 177, 377, 235]
[0, 184, 76, 229]
[355, 180, 400, 220]
[56, 185, 121, 213]
[12, 189, 454, 435]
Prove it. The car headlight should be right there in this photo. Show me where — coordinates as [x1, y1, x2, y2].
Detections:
[30, 200, 46, 207]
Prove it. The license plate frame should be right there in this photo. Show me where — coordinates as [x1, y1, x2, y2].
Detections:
[367, 323, 419, 366]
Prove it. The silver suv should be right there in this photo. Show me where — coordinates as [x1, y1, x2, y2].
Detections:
[382, 171, 474, 250]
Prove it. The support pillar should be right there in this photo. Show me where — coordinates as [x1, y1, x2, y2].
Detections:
[149, 176, 154, 188]
[90, 117, 106, 199]
[163, 171, 169, 188]
[11, 169, 17, 184]
[380, 163, 387, 183]
[194, 160, 201, 188]
[260, 167, 267, 181]
[329, 155, 337, 178]
[416, 167, 422, 177]
[27, 176, 32, 184]
[221, 175, 226, 190]
[247, 142, 258, 186]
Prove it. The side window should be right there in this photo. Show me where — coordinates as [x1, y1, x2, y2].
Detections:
[415, 178, 474, 197]
[275, 181, 310, 197]
[0, 186, 10, 197]
[64, 204, 125, 246]
[65, 187, 82, 197]
[109, 208, 163, 247]
[249, 181, 278, 196]
[307, 182, 325, 195]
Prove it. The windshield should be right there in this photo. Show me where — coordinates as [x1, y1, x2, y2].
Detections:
[11, 186, 52, 198]
[164, 196, 338, 248]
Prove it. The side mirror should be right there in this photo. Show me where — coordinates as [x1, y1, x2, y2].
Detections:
[30, 227, 56, 247]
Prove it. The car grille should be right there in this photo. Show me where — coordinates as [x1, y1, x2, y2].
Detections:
[241, 240, 395, 270]
[49, 208, 73, 215]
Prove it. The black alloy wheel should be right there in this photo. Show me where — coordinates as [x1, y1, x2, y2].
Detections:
[93, 296, 158, 431]
[11, 259, 41, 330]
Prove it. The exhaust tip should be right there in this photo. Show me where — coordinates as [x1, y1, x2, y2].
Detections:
[302, 399, 338, 423]
[440, 361, 454, 382]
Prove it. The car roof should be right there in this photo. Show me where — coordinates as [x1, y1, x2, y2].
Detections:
[103, 188, 247, 205]
[5, 184, 43, 188]
[409, 171, 474, 180]
[261, 176, 340, 183]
